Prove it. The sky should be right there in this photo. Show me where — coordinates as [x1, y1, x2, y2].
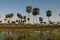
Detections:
[0, 0, 60, 23]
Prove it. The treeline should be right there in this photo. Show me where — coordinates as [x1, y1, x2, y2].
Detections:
[0, 5, 60, 25]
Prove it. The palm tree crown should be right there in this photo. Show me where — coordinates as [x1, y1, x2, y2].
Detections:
[46, 10, 52, 17]
[26, 5, 32, 13]
[17, 13, 22, 18]
[39, 17, 43, 22]
[23, 16, 26, 20]
[32, 8, 40, 16]
[5, 13, 13, 23]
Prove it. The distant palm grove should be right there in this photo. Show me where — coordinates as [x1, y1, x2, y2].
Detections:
[0, 5, 60, 40]
[0, 5, 60, 25]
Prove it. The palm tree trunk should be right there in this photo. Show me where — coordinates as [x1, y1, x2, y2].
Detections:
[48, 17, 50, 24]
[21, 19, 22, 24]
[18, 18, 20, 24]
[33, 17, 34, 24]
[36, 15, 37, 24]
[8, 18, 10, 24]
[33, 16, 35, 24]
[28, 14, 30, 24]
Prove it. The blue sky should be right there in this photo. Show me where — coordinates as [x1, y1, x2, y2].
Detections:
[0, 0, 60, 23]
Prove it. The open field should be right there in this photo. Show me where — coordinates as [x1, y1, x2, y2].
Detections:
[0, 24, 59, 33]
[0, 24, 60, 31]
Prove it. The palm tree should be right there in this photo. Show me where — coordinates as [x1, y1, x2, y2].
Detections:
[16, 20, 19, 24]
[23, 16, 26, 20]
[23, 16, 26, 24]
[46, 10, 52, 24]
[8, 13, 13, 23]
[27, 18, 30, 23]
[32, 8, 40, 24]
[9, 13, 13, 18]
[26, 5, 32, 24]
[17, 13, 23, 24]
[49, 20, 53, 24]
[39, 17, 43, 24]
[5, 13, 13, 24]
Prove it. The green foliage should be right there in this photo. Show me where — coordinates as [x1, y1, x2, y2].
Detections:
[17, 13, 22, 19]
[46, 10, 52, 17]
[32, 8, 40, 16]
[39, 17, 43, 21]
[27, 18, 30, 21]
[26, 5, 32, 13]
[23, 16, 26, 19]
[5, 13, 13, 18]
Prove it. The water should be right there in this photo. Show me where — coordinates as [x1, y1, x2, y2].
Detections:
[0, 30, 60, 40]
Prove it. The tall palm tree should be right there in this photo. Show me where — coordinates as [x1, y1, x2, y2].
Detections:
[26, 5, 32, 24]
[17, 13, 23, 24]
[32, 8, 40, 24]
[46, 10, 52, 24]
